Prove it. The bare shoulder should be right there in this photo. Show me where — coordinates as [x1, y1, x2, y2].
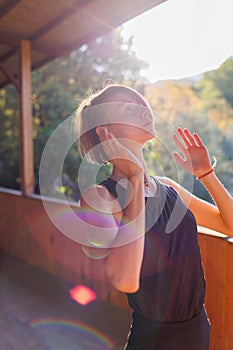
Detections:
[156, 176, 180, 191]
[80, 184, 122, 214]
[157, 176, 194, 207]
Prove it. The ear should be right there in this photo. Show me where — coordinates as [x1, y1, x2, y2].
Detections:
[96, 126, 101, 136]
[96, 126, 107, 136]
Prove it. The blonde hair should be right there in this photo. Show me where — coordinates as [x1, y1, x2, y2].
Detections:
[74, 84, 149, 164]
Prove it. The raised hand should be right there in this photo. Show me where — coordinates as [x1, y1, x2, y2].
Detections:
[173, 127, 215, 178]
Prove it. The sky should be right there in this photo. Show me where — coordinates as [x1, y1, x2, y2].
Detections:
[122, 0, 233, 82]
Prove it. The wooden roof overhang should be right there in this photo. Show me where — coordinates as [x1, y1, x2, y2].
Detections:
[0, 0, 166, 88]
[0, 0, 166, 194]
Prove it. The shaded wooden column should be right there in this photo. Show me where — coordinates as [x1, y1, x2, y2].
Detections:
[19, 39, 34, 195]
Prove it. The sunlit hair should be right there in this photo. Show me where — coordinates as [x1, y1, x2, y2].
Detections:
[74, 84, 150, 164]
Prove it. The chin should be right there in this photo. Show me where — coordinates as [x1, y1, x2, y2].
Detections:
[138, 132, 155, 145]
[144, 127, 156, 140]
[145, 135, 155, 144]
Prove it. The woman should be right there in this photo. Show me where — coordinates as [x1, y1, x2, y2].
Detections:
[75, 84, 233, 350]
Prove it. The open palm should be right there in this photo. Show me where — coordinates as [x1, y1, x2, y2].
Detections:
[173, 128, 213, 178]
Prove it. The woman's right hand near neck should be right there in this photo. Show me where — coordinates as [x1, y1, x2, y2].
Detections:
[96, 127, 144, 180]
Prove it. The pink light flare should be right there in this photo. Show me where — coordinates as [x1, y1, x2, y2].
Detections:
[69, 285, 96, 305]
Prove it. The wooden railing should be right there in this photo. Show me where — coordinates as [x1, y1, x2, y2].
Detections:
[198, 230, 233, 350]
[0, 188, 232, 349]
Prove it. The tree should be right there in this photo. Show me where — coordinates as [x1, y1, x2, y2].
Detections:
[0, 29, 148, 195]
[144, 79, 233, 200]
[196, 57, 233, 128]
[0, 86, 20, 189]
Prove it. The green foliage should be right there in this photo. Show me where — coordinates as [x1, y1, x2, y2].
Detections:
[0, 86, 20, 189]
[196, 57, 233, 127]
[0, 29, 233, 201]
[144, 78, 233, 200]
[200, 57, 233, 107]
[0, 29, 148, 196]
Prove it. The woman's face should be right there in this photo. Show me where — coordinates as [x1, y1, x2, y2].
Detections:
[99, 91, 156, 144]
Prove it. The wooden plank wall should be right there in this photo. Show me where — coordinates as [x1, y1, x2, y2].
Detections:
[0, 190, 233, 349]
[0, 190, 128, 306]
[198, 234, 233, 350]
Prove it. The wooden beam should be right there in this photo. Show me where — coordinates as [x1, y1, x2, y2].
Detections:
[19, 40, 34, 195]
[0, 34, 20, 47]
[30, 0, 95, 42]
[0, 35, 68, 58]
[0, 0, 95, 63]
[0, 61, 20, 91]
[0, 0, 21, 20]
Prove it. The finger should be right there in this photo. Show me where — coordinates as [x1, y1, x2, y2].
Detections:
[102, 137, 124, 161]
[97, 127, 113, 143]
[193, 133, 204, 147]
[96, 129, 114, 155]
[183, 128, 197, 146]
[173, 133, 187, 153]
[96, 127, 107, 142]
[173, 151, 185, 166]
[176, 127, 193, 147]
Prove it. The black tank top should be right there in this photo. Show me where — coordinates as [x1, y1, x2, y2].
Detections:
[101, 177, 206, 323]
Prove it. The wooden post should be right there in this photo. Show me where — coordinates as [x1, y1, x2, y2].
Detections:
[19, 40, 34, 195]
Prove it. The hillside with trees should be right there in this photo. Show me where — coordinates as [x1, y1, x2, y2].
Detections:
[143, 58, 233, 200]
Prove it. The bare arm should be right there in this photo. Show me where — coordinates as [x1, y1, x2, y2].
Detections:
[159, 176, 233, 236]
[104, 173, 145, 293]
[81, 128, 145, 293]
[163, 127, 233, 236]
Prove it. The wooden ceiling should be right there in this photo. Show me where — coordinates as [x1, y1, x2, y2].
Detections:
[0, 0, 166, 88]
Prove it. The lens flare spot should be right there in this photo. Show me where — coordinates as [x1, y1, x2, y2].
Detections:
[69, 285, 96, 305]
[81, 245, 110, 260]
